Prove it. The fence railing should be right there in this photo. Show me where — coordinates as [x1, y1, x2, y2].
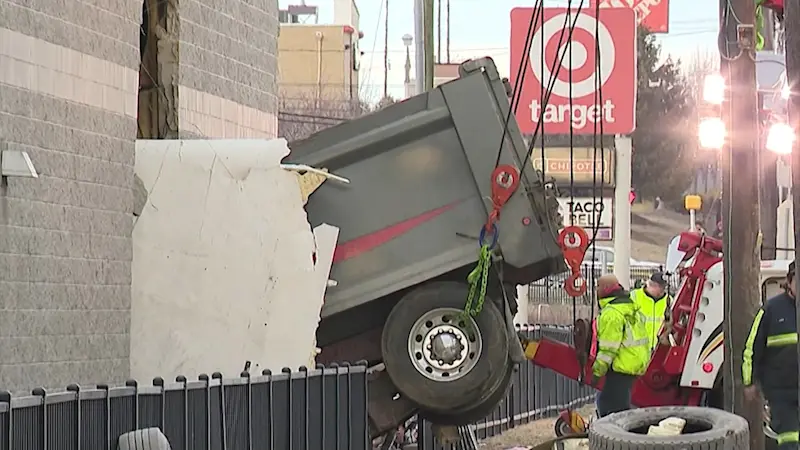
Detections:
[527, 265, 676, 305]
[416, 325, 596, 450]
[0, 326, 593, 450]
[0, 365, 369, 450]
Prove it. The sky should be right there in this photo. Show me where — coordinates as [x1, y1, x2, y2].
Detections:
[278, 0, 720, 102]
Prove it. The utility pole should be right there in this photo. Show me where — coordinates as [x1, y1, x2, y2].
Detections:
[436, 0, 441, 63]
[423, 0, 435, 91]
[383, 0, 389, 100]
[786, 0, 800, 437]
[719, 0, 764, 448]
[445, 0, 450, 63]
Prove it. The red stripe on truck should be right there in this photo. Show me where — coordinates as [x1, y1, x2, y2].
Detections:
[332, 203, 459, 263]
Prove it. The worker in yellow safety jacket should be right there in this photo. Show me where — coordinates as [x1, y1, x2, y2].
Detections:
[592, 274, 651, 418]
[631, 272, 672, 352]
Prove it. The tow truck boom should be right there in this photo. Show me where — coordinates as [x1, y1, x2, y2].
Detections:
[519, 231, 725, 409]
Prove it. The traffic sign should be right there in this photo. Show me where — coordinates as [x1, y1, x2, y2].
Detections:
[591, 0, 669, 34]
[509, 8, 637, 135]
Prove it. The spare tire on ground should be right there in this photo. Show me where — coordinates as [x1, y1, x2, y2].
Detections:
[589, 406, 749, 450]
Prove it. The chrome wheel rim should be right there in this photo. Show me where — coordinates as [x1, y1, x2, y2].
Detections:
[407, 307, 482, 382]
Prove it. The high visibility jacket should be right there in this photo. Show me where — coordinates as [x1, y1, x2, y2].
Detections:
[592, 292, 651, 378]
[631, 288, 671, 351]
[742, 292, 798, 392]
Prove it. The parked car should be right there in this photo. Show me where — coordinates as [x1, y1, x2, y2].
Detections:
[585, 245, 662, 268]
[528, 246, 664, 303]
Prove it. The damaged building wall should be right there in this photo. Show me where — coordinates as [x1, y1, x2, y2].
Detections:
[0, 0, 281, 392]
[0, 1, 141, 391]
[139, 0, 279, 139]
[176, 0, 279, 138]
[130, 139, 336, 381]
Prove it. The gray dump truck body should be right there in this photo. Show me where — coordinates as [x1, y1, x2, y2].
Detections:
[288, 58, 566, 320]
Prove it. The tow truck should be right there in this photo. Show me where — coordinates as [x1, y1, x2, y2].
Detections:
[520, 230, 791, 443]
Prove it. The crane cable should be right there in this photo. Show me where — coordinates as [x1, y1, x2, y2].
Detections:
[466, 0, 587, 317]
[587, 0, 607, 323]
[468, 0, 607, 323]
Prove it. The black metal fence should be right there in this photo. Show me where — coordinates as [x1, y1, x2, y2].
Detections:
[527, 265, 677, 305]
[416, 325, 596, 450]
[0, 365, 369, 450]
[0, 326, 593, 450]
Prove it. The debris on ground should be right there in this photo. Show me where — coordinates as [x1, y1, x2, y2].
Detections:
[479, 405, 595, 450]
[646, 417, 686, 436]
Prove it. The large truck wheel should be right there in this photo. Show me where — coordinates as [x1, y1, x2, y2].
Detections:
[419, 358, 515, 425]
[589, 406, 749, 450]
[381, 281, 510, 413]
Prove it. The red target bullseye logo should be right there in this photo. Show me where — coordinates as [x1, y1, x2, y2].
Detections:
[530, 13, 616, 100]
[509, 8, 636, 135]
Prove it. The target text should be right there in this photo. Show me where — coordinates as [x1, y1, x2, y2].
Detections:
[529, 99, 616, 129]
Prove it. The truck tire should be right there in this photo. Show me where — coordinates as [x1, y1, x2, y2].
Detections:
[418, 358, 515, 425]
[382, 281, 510, 412]
[589, 406, 749, 450]
[117, 428, 172, 450]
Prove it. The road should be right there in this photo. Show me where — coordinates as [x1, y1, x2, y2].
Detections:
[627, 209, 692, 263]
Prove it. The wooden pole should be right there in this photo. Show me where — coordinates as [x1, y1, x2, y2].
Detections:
[719, 0, 765, 447]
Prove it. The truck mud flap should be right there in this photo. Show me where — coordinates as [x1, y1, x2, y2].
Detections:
[367, 368, 418, 438]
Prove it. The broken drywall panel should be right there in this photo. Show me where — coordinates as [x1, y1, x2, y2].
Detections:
[299, 223, 339, 367]
[130, 138, 326, 382]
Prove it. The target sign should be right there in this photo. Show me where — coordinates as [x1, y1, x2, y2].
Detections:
[591, 0, 670, 34]
[509, 8, 636, 135]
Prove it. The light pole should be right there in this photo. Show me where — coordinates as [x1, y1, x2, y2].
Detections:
[403, 34, 413, 83]
[402, 34, 413, 98]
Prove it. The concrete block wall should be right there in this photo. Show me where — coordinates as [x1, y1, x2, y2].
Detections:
[0, 0, 141, 391]
[0, 0, 281, 393]
[178, 0, 279, 138]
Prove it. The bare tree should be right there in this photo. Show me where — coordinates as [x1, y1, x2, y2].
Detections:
[683, 49, 719, 101]
[278, 85, 372, 142]
[278, 86, 399, 142]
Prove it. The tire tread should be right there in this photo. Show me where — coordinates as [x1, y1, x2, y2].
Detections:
[589, 406, 749, 450]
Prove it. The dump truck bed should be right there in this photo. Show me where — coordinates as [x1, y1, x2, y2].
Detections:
[288, 58, 565, 319]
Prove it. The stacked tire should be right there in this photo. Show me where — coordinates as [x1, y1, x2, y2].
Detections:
[589, 406, 749, 450]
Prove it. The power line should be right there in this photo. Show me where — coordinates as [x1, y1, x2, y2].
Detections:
[291, 30, 719, 57]
[361, 0, 386, 93]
